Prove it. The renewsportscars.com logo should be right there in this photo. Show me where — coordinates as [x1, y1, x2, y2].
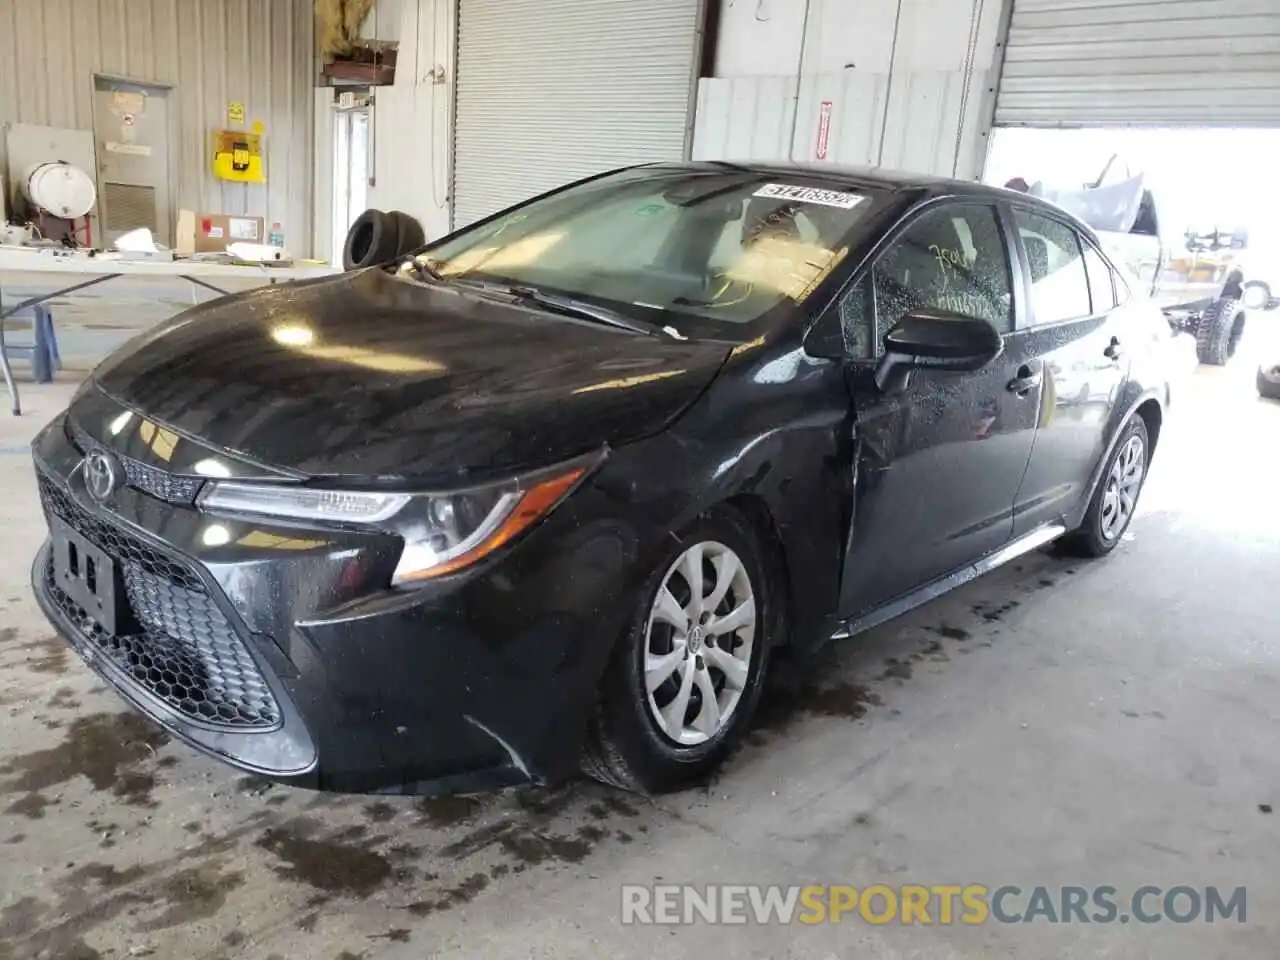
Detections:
[620, 884, 1247, 926]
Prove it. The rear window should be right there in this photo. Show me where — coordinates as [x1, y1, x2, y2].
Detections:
[1014, 209, 1092, 325]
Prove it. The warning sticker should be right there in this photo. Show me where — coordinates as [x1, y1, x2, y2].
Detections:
[753, 183, 864, 209]
[229, 218, 260, 240]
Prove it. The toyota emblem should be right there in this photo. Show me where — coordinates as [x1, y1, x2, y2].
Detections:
[84, 450, 124, 502]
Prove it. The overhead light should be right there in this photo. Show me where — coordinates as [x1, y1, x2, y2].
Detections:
[201, 524, 232, 547]
[108, 411, 133, 436]
[271, 324, 315, 347]
[193, 458, 233, 478]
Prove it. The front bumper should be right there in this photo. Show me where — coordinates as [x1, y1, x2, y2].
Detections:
[30, 408, 640, 795]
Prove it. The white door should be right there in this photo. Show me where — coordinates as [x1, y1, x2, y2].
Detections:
[452, 0, 702, 228]
[332, 107, 370, 265]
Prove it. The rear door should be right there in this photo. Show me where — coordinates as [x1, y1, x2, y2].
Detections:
[1006, 205, 1130, 536]
[837, 200, 1041, 618]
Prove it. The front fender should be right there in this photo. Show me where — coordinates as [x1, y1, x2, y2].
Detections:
[604, 342, 853, 654]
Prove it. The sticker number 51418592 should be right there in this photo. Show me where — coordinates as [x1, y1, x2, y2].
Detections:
[752, 183, 865, 209]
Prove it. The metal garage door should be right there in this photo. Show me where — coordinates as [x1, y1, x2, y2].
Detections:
[996, 0, 1280, 126]
[452, 0, 700, 228]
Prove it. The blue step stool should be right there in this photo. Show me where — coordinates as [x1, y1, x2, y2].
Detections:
[0, 302, 61, 383]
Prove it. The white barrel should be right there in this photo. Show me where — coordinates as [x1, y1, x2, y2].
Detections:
[21, 161, 97, 219]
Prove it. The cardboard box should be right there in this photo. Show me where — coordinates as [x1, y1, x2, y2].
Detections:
[175, 209, 265, 254]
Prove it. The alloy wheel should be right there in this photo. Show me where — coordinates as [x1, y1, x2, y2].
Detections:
[643, 540, 756, 746]
[1099, 434, 1145, 542]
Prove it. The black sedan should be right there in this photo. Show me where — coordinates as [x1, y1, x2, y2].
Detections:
[30, 163, 1172, 795]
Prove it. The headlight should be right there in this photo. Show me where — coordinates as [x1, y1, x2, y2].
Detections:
[196, 484, 412, 523]
[196, 453, 599, 584]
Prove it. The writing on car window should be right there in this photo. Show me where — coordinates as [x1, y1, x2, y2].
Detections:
[838, 204, 1014, 358]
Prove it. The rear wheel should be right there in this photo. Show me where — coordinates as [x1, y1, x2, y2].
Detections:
[1258, 363, 1280, 401]
[1060, 416, 1149, 558]
[1195, 297, 1246, 366]
[581, 506, 773, 793]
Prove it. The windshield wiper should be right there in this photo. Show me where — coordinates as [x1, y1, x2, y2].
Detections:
[506, 285, 668, 338]
[401, 255, 446, 283]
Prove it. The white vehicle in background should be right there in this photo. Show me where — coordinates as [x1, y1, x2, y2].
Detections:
[1008, 155, 1277, 369]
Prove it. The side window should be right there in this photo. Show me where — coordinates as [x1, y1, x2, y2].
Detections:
[1014, 209, 1092, 325]
[838, 204, 1014, 358]
[1082, 242, 1116, 313]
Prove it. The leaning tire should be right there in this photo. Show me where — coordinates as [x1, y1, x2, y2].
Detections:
[1194, 297, 1246, 366]
[1059, 415, 1150, 559]
[342, 209, 400, 270]
[581, 505, 773, 793]
[1258, 364, 1280, 401]
[388, 210, 425, 255]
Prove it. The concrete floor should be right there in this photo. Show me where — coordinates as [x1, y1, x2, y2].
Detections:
[1, 329, 1278, 958]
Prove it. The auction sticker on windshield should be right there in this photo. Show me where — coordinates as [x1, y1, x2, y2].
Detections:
[753, 183, 864, 209]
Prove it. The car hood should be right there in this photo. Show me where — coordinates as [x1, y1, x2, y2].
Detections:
[90, 269, 731, 483]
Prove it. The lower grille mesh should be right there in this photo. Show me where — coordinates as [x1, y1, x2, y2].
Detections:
[38, 474, 280, 730]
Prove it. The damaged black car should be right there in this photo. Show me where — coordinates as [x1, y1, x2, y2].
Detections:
[31, 162, 1172, 795]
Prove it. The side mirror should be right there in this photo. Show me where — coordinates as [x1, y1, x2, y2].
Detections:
[874, 308, 1003, 393]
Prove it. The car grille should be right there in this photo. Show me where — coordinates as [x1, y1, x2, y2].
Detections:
[38, 475, 281, 731]
[121, 458, 203, 505]
[67, 420, 203, 506]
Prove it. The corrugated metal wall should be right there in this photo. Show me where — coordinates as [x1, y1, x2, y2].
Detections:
[691, 0, 1008, 182]
[996, 0, 1280, 126]
[0, 0, 315, 249]
[452, 0, 700, 227]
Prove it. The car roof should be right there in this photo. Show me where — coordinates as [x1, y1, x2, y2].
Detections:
[647, 159, 1080, 220]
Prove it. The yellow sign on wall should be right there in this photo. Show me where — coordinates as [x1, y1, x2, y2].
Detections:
[212, 129, 265, 183]
[227, 101, 245, 126]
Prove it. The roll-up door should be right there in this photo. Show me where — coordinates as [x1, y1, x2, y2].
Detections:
[996, 0, 1280, 126]
[452, 0, 700, 228]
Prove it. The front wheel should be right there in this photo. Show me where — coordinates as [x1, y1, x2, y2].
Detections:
[581, 506, 773, 793]
[1060, 416, 1150, 558]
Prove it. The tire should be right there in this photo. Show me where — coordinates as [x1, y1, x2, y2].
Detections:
[1242, 279, 1272, 311]
[1059, 415, 1150, 558]
[1258, 363, 1280, 401]
[341, 209, 399, 270]
[581, 505, 774, 793]
[1194, 297, 1246, 366]
[388, 210, 425, 255]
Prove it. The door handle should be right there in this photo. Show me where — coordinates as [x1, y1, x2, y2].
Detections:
[1104, 335, 1123, 360]
[1006, 364, 1042, 397]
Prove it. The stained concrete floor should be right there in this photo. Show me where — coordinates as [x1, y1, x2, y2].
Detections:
[0, 318, 1278, 959]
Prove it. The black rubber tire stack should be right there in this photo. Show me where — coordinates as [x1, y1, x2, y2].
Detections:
[341, 209, 426, 270]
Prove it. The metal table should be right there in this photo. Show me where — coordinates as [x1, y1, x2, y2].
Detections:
[0, 250, 337, 415]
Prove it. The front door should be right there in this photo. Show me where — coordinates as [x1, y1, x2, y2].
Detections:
[836, 201, 1040, 619]
[1004, 206, 1129, 535]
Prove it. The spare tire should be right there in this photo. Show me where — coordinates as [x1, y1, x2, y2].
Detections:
[342, 209, 399, 270]
[1242, 279, 1273, 311]
[388, 210, 425, 255]
[1194, 297, 1247, 366]
[1258, 363, 1280, 401]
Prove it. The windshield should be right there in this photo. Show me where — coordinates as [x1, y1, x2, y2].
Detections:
[415, 166, 877, 340]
